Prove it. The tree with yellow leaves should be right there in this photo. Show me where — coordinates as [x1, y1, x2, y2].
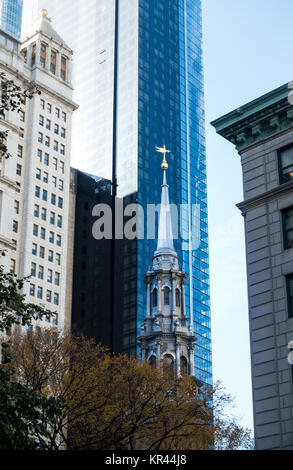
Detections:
[7, 328, 253, 450]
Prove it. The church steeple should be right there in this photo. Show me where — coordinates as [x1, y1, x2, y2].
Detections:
[138, 148, 196, 377]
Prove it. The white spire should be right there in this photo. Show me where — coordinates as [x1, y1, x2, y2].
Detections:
[156, 170, 175, 254]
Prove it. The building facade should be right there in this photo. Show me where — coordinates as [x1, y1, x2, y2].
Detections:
[0, 0, 22, 38]
[212, 83, 293, 450]
[0, 11, 77, 332]
[29, 0, 212, 385]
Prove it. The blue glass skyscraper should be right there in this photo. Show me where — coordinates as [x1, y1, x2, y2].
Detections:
[0, 0, 22, 38]
[28, 0, 212, 385]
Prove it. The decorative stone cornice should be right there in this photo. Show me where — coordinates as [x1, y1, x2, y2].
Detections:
[0, 234, 16, 250]
[0, 175, 19, 191]
[211, 82, 293, 152]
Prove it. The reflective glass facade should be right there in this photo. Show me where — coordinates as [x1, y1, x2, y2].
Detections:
[31, 0, 212, 385]
[0, 0, 22, 38]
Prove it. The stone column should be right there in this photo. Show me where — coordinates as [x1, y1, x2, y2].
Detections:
[146, 280, 151, 317]
[158, 278, 162, 313]
[35, 41, 41, 67]
[172, 275, 176, 313]
[182, 281, 186, 317]
[56, 52, 61, 78]
[176, 339, 180, 377]
[46, 45, 51, 71]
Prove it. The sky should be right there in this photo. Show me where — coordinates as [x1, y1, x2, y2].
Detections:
[21, 0, 293, 432]
[203, 0, 293, 430]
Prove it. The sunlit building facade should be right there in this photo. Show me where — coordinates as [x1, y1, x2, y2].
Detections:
[29, 0, 212, 385]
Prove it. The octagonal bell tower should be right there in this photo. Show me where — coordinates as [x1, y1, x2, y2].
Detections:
[138, 147, 196, 377]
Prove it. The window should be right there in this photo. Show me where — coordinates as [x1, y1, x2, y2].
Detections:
[37, 287, 43, 300]
[16, 164, 22, 176]
[61, 56, 67, 81]
[55, 253, 61, 266]
[32, 243, 37, 255]
[35, 186, 40, 198]
[47, 103, 52, 113]
[286, 275, 293, 319]
[40, 99, 45, 110]
[36, 168, 41, 180]
[48, 250, 53, 262]
[51, 194, 56, 205]
[38, 132, 43, 143]
[58, 197, 63, 209]
[50, 212, 55, 225]
[47, 269, 53, 283]
[54, 124, 59, 135]
[283, 208, 293, 250]
[55, 107, 60, 118]
[34, 204, 39, 217]
[180, 356, 188, 375]
[54, 272, 60, 286]
[40, 43, 47, 68]
[10, 259, 16, 274]
[44, 153, 49, 166]
[53, 293, 59, 306]
[13, 220, 18, 233]
[39, 115, 44, 126]
[22, 48, 27, 63]
[54, 140, 58, 152]
[49, 232, 54, 244]
[60, 144, 65, 155]
[56, 235, 61, 247]
[57, 215, 62, 228]
[31, 44, 36, 66]
[50, 50, 56, 74]
[37, 149, 42, 162]
[39, 246, 45, 259]
[31, 263, 36, 277]
[59, 161, 64, 174]
[14, 200, 19, 214]
[42, 190, 47, 201]
[41, 208, 46, 221]
[62, 111, 66, 122]
[38, 266, 44, 280]
[59, 180, 64, 191]
[17, 145, 23, 158]
[152, 288, 158, 308]
[30, 284, 35, 296]
[52, 313, 58, 326]
[61, 127, 66, 138]
[164, 287, 170, 305]
[52, 176, 57, 188]
[46, 119, 51, 130]
[176, 289, 181, 307]
[33, 224, 38, 236]
[53, 157, 58, 170]
[40, 227, 46, 240]
[279, 146, 293, 184]
[163, 355, 174, 375]
[43, 172, 48, 183]
[47, 290, 52, 302]
[45, 136, 50, 147]
[19, 111, 25, 122]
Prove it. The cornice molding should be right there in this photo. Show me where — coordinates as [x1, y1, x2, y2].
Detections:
[237, 180, 293, 213]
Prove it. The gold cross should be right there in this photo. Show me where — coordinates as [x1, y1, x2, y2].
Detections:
[156, 145, 171, 170]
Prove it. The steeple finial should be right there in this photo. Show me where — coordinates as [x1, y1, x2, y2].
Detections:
[156, 145, 171, 171]
[155, 146, 175, 254]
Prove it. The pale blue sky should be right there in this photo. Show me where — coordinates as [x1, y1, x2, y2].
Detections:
[204, 0, 293, 430]
[22, 0, 293, 432]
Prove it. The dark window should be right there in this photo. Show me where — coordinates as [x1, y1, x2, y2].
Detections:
[176, 288, 180, 307]
[286, 275, 293, 319]
[180, 356, 188, 375]
[164, 286, 170, 305]
[163, 354, 174, 374]
[152, 288, 158, 307]
[282, 208, 293, 250]
[279, 146, 293, 184]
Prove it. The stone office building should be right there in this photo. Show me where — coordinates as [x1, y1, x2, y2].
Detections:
[212, 83, 293, 450]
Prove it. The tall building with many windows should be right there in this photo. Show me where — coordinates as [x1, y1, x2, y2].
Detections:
[0, 0, 22, 38]
[29, 0, 212, 384]
[0, 11, 77, 331]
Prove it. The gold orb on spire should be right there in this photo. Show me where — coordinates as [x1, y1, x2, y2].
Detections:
[156, 145, 171, 171]
[41, 9, 48, 17]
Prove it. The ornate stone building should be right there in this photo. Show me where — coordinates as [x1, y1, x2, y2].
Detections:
[139, 152, 196, 376]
